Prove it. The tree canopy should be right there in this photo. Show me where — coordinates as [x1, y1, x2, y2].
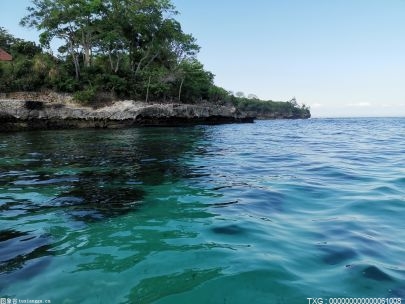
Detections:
[17, 0, 205, 100]
[0, 0, 310, 118]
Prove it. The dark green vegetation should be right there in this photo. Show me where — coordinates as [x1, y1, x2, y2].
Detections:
[234, 97, 310, 119]
[0, 0, 310, 118]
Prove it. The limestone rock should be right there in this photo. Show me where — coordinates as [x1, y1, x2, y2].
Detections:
[0, 99, 254, 131]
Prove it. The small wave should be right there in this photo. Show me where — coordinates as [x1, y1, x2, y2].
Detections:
[320, 246, 358, 265]
[211, 224, 246, 236]
[13, 176, 79, 186]
[362, 265, 394, 281]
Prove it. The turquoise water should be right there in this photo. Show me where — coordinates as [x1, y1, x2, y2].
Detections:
[1, 118, 405, 303]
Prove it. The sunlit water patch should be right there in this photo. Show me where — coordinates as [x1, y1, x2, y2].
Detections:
[1, 118, 405, 303]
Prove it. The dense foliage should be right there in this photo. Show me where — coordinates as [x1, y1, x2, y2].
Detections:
[0, 0, 310, 118]
[234, 97, 311, 119]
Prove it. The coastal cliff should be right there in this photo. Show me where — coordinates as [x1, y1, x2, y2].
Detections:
[0, 96, 254, 131]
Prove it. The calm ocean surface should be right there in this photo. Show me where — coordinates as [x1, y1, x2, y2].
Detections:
[1, 118, 405, 303]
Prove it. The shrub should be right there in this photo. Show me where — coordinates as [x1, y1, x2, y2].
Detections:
[73, 88, 96, 104]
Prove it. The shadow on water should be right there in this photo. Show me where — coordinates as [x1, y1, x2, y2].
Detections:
[0, 127, 208, 288]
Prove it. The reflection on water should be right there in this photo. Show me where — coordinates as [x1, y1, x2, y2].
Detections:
[0, 229, 51, 273]
[1, 119, 405, 303]
[0, 127, 209, 294]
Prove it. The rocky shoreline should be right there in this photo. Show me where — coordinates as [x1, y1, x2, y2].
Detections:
[0, 98, 254, 131]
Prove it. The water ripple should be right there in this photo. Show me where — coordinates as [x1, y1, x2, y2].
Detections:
[1, 118, 405, 302]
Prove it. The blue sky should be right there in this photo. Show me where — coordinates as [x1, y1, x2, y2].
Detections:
[2, 0, 405, 117]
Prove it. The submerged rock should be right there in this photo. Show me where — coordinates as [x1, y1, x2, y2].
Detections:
[0, 99, 254, 131]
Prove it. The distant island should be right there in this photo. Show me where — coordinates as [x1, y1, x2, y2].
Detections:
[0, 0, 310, 131]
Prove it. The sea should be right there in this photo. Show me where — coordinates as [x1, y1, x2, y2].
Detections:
[0, 118, 404, 304]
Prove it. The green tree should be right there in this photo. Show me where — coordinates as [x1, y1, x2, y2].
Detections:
[235, 91, 245, 98]
[176, 59, 214, 102]
[21, 0, 104, 79]
[20, 0, 199, 86]
[0, 27, 16, 51]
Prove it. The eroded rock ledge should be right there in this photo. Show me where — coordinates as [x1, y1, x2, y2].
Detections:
[0, 99, 254, 131]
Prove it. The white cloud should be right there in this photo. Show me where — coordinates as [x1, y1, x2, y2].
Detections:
[346, 102, 372, 107]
